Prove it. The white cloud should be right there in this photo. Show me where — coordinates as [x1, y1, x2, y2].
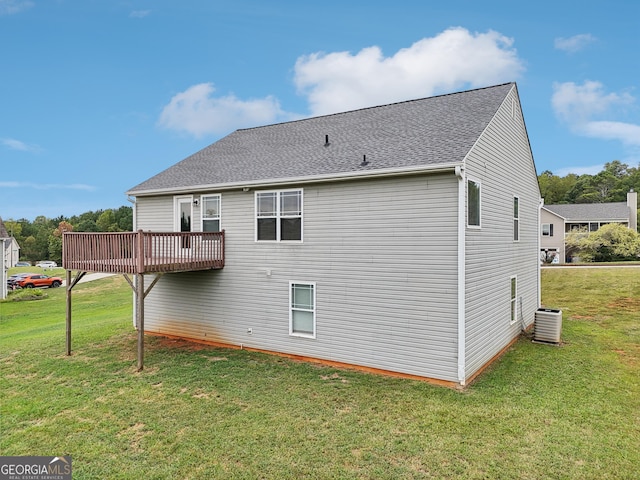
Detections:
[0, 0, 33, 15]
[0, 181, 95, 191]
[1, 137, 41, 152]
[581, 121, 640, 147]
[157, 83, 294, 137]
[551, 81, 639, 147]
[554, 34, 596, 53]
[554, 164, 605, 177]
[551, 81, 632, 123]
[157, 29, 524, 136]
[294, 27, 525, 116]
[130, 10, 151, 18]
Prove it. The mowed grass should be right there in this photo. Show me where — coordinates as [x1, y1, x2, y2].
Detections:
[1, 270, 638, 479]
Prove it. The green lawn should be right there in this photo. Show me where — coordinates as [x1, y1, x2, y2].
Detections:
[1, 270, 638, 479]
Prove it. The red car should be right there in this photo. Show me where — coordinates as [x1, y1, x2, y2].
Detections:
[15, 274, 63, 289]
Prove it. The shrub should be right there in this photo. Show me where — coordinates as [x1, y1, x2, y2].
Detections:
[5, 288, 47, 302]
[569, 223, 640, 262]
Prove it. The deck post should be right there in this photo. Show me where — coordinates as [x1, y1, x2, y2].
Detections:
[136, 273, 144, 371]
[136, 230, 144, 274]
[66, 270, 72, 356]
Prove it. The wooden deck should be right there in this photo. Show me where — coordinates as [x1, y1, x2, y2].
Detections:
[62, 230, 225, 274]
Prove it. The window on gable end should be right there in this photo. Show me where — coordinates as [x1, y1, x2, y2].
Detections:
[513, 196, 520, 241]
[467, 179, 481, 227]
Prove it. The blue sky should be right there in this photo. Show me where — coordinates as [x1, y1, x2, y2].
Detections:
[1, 0, 639, 221]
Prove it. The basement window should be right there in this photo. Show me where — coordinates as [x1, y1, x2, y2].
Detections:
[290, 282, 316, 338]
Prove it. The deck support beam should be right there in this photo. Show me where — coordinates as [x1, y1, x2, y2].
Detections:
[136, 273, 144, 371]
[66, 270, 71, 356]
[123, 273, 164, 371]
[62, 229, 223, 372]
[65, 270, 87, 356]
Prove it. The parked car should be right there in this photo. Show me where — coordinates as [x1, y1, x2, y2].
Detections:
[35, 261, 58, 269]
[15, 261, 31, 267]
[14, 274, 63, 289]
[7, 273, 35, 289]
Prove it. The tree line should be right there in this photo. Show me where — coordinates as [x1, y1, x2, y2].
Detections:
[3, 206, 133, 265]
[539, 160, 640, 207]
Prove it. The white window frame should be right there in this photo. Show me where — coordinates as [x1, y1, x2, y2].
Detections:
[510, 275, 518, 324]
[467, 178, 481, 228]
[201, 194, 221, 233]
[289, 281, 316, 338]
[513, 195, 520, 242]
[542, 223, 553, 237]
[255, 189, 303, 242]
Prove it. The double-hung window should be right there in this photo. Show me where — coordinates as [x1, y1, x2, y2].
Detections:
[542, 223, 554, 236]
[467, 179, 481, 227]
[201, 195, 221, 232]
[256, 189, 302, 241]
[290, 282, 315, 337]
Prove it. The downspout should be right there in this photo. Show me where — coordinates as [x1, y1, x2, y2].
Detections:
[538, 198, 544, 309]
[455, 165, 466, 386]
[127, 195, 137, 230]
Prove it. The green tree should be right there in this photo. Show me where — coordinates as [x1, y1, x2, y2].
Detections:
[20, 236, 39, 262]
[49, 221, 74, 264]
[115, 206, 133, 231]
[539, 170, 579, 204]
[75, 219, 99, 232]
[564, 226, 589, 262]
[48, 235, 63, 265]
[96, 210, 119, 232]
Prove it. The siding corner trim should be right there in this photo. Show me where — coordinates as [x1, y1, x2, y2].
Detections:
[456, 166, 466, 385]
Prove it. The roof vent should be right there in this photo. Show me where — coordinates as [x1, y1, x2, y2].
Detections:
[360, 155, 369, 167]
[324, 134, 330, 147]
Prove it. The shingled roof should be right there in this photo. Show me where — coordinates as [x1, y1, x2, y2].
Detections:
[128, 83, 515, 195]
[0, 217, 10, 238]
[544, 202, 631, 222]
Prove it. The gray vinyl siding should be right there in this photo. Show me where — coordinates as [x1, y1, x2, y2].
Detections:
[135, 196, 174, 231]
[463, 86, 540, 380]
[137, 173, 462, 382]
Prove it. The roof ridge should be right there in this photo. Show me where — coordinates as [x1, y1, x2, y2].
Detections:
[236, 82, 516, 133]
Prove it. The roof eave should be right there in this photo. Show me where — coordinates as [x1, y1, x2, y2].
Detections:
[126, 162, 463, 197]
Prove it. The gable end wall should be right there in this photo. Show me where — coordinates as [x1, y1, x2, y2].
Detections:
[464, 87, 540, 380]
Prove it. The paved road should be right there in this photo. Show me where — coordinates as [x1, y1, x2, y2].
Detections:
[541, 264, 640, 269]
[61, 272, 116, 287]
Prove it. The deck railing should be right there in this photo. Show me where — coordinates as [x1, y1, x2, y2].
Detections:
[63, 230, 225, 274]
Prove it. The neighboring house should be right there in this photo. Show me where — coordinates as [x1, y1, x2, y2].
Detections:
[66, 83, 541, 387]
[541, 190, 638, 263]
[1, 217, 21, 300]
